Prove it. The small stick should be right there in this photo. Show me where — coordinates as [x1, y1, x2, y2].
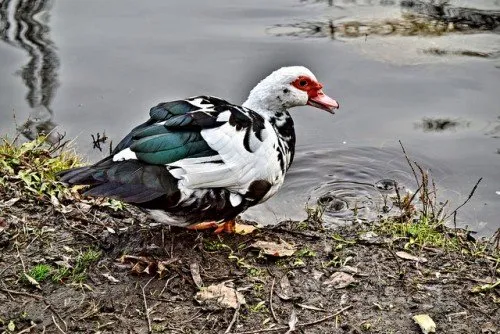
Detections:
[17, 322, 37, 334]
[51, 315, 67, 334]
[142, 276, 155, 333]
[399, 140, 419, 188]
[228, 305, 352, 334]
[0, 288, 43, 300]
[16, 245, 26, 273]
[298, 305, 352, 327]
[225, 302, 241, 334]
[269, 277, 279, 323]
[159, 274, 178, 297]
[44, 300, 68, 331]
[444, 178, 482, 220]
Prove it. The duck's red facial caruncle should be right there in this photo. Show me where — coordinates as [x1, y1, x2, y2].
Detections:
[291, 76, 339, 114]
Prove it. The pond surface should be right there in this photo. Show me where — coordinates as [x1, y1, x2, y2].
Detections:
[1, 0, 499, 235]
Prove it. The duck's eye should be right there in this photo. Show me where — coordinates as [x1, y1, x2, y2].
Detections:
[299, 80, 308, 87]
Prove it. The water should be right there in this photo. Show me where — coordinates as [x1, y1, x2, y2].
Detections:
[1, 0, 499, 235]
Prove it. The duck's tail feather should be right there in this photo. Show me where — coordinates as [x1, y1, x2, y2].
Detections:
[57, 158, 179, 204]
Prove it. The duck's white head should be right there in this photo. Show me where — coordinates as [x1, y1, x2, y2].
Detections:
[243, 66, 339, 116]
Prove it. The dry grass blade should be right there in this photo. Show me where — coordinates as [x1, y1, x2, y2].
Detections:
[141, 276, 155, 333]
[444, 178, 483, 221]
[228, 305, 352, 334]
[399, 140, 420, 188]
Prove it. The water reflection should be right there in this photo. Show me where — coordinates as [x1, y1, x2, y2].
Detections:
[415, 117, 470, 132]
[268, 0, 500, 55]
[0, 0, 60, 143]
[401, 0, 500, 30]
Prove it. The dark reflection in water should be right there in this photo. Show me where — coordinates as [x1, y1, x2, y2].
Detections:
[415, 117, 470, 132]
[401, 0, 500, 30]
[0, 0, 60, 143]
[269, 0, 500, 41]
[423, 48, 500, 58]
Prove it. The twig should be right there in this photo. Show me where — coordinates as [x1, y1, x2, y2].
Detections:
[399, 140, 419, 188]
[269, 227, 321, 240]
[44, 300, 67, 331]
[386, 248, 403, 279]
[0, 263, 13, 279]
[159, 274, 178, 297]
[0, 288, 43, 300]
[17, 322, 37, 334]
[444, 178, 482, 220]
[269, 277, 279, 323]
[229, 305, 352, 334]
[16, 244, 26, 273]
[51, 315, 67, 334]
[225, 302, 241, 334]
[142, 276, 155, 333]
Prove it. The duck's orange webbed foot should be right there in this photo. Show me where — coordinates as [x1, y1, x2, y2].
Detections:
[213, 220, 235, 234]
[187, 220, 235, 234]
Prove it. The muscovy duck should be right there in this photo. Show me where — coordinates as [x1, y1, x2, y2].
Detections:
[59, 66, 339, 233]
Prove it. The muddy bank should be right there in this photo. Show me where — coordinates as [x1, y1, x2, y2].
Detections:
[0, 184, 498, 333]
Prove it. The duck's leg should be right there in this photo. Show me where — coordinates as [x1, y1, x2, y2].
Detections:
[187, 221, 220, 231]
[213, 219, 235, 234]
[187, 220, 236, 233]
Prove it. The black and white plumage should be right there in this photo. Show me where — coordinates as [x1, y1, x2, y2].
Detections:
[59, 66, 339, 231]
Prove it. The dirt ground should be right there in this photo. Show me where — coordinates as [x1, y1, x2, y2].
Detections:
[0, 187, 499, 334]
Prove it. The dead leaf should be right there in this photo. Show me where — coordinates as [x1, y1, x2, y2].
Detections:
[50, 195, 60, 207]
[276, 274, 294, 300]
[102, 273, 120, 283]
[338, 266, 358, 275]
[251, 240, 296, 257]
[312, 269, 324, 280]
[190, 263, 203, 288]
[412, 314, 436, 334]
[106, 226, 116, 234]
[285, 309, 298, 334]
[2, 198, 20, 207]
[76, 202, 92, 212]
[323, 272, 357, 289]
[358, 231, 381, 244]
[118, 255, 177, 278]
[54, 259, 72, 269]
[396, 251, 428, 263]
[194, 282, 246, 310]
[235, 223, 257, 235]
[24, 273, 41, 290]
[481, 322, 497, 333]
[62, 245, 75, 253]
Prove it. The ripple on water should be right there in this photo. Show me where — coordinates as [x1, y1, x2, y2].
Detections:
[309, 166, 411, 227]
[244, 145, 450, 227]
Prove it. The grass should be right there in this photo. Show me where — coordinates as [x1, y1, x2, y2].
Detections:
[22, 248, 102, 285]
[26, 264, 53, 282]
[53, 248, 102, 283]
[0, 135, 81, 200]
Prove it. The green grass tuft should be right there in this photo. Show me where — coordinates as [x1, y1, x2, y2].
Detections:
[52, 248, 102, 284]
[0, 136, 81, 199]
[26, 264, 53, 282]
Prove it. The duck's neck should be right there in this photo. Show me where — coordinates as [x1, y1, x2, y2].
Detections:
[243, 91, 296, 169]
[242, 80, 288, 119]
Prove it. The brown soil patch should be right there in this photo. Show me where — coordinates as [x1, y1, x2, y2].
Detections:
[0, 190, 498, 333]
